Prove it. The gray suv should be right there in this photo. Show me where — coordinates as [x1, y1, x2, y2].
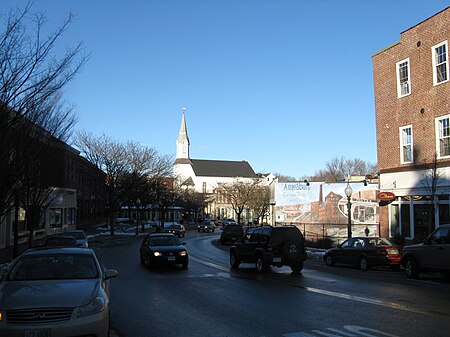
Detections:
[401, 224, 450, 279]
[230, 225, 307, 273]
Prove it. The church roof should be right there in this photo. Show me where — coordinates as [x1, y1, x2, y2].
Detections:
[190, 159, 257, 178]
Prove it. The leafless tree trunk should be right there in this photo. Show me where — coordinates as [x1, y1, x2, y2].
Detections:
[0, 3, 87, 230]
[219, 178, 260, 224]
[421, 152, 441, 236]
[73, 131, 173, 235]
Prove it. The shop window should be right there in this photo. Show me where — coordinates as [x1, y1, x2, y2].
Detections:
[400, 204, 411, 238]
[49, 208, 63, 228]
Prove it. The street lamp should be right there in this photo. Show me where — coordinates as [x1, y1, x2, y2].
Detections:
[136, 198, 141, 235]
[344, 181, 353, 239]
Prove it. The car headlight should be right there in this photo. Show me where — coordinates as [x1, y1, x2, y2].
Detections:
[154, 252, 162, 257]
[180, 250, 187, 257]
[76, 297, 106, 317]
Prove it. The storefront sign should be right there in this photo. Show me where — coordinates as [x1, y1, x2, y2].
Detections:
[378, 191, 396, 201]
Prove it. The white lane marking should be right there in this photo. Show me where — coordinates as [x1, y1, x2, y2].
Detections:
[190, 254, 449, 318]
[283, 325, 400, 337]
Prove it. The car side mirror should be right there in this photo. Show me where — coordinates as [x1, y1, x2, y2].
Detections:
[337, 244, 342, 248]
[181, 242, 186, 245]
[104, 269, 118, 280]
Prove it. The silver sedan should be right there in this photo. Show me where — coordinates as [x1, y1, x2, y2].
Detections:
[0, 247, 118, 337]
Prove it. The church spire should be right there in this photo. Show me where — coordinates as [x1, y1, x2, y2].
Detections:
[176, 108, 190, 159]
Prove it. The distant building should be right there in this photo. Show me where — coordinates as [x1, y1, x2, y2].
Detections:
[173, 110, 272, 221]
[373, 7, 450, 240]
[0, 117, 105, 250]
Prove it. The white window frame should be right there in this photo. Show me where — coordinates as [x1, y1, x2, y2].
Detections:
[436, 115, 450, 159]
[432, 40, 448, 86]
[399, 125, 413, 164]
[396, 58, 411, 97]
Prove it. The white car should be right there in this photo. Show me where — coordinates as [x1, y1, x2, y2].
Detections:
[64, 230, 89, 248]
[0, 247, 118, 337]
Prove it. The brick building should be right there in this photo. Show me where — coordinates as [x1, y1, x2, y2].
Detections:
[373, 7, 449, 241]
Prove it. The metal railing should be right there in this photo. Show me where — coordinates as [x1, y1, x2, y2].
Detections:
[277, 222, 381, 249]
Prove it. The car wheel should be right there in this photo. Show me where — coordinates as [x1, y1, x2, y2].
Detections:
[325, 254, 335, 267]
[256, 256, 267, 273]
[360, 257, 369, 271]
[230, 251, 240, 269]
[146, 256, 152, 268]
[182, 261, 188, 270]
[290, 262, 304, 273]
[405, 258, 420, 279]
[140, 254, 145, 265]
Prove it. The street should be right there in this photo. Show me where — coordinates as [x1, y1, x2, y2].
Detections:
[93, 231, 450, 337]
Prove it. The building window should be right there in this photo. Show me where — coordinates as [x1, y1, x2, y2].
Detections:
[202, 182, 206, 194]
[432, 41, 448, 85]
[399, 125, 413, 163]
[436, 115, 450, 158]
[396, 58, 410, 97]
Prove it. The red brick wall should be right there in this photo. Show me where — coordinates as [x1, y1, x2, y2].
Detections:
[373, 7, 450, 173]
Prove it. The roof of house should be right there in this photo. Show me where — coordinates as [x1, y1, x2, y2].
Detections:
[190, 159, 256, 178]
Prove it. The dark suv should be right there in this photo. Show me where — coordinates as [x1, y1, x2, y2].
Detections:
[401, 224, 450, 279]
[229, 225, 307, 273]
[220, 224, 244, 245]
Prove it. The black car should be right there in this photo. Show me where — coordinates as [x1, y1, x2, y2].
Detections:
[197, 220, 215, 233]
[401, 224, 450, 279]
[229, 225, 307, 273]
[220, 224, 244, 245]
[140, 233, 188, 269]
[44, 235, 77, 247]
[164, 224, 186, 237]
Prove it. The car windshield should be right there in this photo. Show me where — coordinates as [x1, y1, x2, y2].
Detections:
[170, 225, 181, 229]
[65, 231, 86, 239]
[150, 236, 180, 246]
[272, 227, 302, 241]
[226, 225, 242, 232]
[8, 253, 99, 281]
[367, 238, 394, 246]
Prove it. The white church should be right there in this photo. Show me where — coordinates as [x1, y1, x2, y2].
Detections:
[173, 110, 273, 221]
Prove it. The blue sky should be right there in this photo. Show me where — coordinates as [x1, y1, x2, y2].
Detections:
[3, 1, 449, 178]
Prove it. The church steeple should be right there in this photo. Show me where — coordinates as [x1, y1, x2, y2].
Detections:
[176, 108, 190, 159]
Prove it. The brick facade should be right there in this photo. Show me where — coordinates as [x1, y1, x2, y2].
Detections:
[373, 7, 450, 240]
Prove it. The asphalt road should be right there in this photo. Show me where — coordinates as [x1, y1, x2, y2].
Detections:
[93, 230, 450, 337]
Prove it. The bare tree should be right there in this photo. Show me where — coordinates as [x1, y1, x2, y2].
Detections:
[312, 156, 377, 182]
[73, 131, 172, 235]
[421, 152, 442, 237]
[247, 184, 271, 225]
[178, 187, 207, 224]
[218, 179, 260, 224]
[0, 3, 87, 226]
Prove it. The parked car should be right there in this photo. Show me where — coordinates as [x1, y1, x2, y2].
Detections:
[229, 225, 307, 273]
[44, 235, 77, 247]
[401, 224, 450, 279]
[64, 230, 89, 248]
[217, 218, 238, 228]
[197, 220, 215, 233]
[323, 237, 401, 271]
[220, 224, 244, 245]
[0, 247, 118, 337]
[140, 233, 188, 269]
[163, 224, 186, 237]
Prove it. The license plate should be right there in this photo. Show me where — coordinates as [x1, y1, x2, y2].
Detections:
[25, 329, 51, 337]
[168, 256, 176, 261]
[273, 257, 282, 263]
